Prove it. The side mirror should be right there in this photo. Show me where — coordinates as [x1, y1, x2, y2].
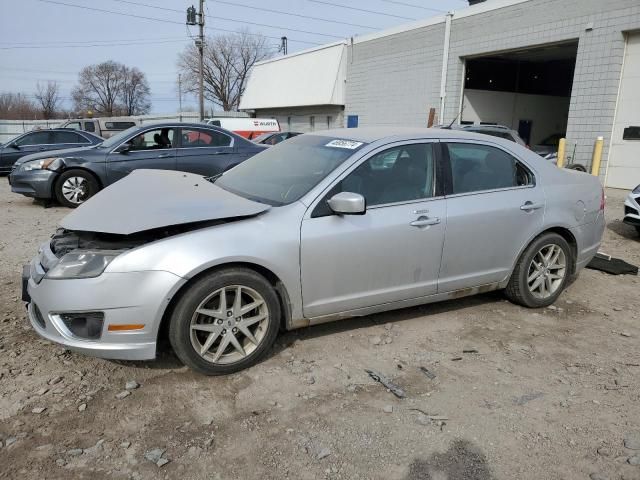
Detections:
[9, 143, 20, 150]
[327, 192, 366, 215]
[115, 142, 132, 154]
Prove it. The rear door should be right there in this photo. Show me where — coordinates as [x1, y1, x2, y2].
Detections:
[438, 141, 544, 292]
[106, 127, 177, 184]
[176, 127, 237, 176]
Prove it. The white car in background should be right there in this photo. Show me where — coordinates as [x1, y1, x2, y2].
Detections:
[623, 185, 640, 235]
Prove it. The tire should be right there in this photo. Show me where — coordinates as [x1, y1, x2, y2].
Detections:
[169, 268, 281, 375]
[636, 226, 640, 236]
[566, 164, 587, 172]
[505, 232, 573, 308]
[54, 169, 100, 208]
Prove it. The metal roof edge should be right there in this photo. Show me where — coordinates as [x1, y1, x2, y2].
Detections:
[253, 40, 348, 67]
[353, 0, 532, 44]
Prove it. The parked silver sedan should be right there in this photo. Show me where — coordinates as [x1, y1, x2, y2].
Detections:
[23, 128, 605, 375]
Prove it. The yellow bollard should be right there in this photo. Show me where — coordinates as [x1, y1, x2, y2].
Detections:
[591, 136, 604, 176]
[556, 138, 566, 168]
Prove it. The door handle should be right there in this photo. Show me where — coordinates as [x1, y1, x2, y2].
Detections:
[520, 201, 544, 212]
[410, 216, 440, 227]
[157, 153, 172, 158]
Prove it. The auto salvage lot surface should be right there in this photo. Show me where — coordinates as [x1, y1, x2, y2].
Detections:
[0, 180, 639, 480]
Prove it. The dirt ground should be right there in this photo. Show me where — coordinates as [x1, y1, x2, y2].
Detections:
[0, 179, 639, 480]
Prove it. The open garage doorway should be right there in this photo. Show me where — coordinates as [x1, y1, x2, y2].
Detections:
[460, 41, 578, 151]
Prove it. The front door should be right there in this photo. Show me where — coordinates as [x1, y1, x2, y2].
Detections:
[106, 127, 177, 184]
[300, 142, 446, 318]
[438, 141, 545, 292]
[176, 127, 237, 176]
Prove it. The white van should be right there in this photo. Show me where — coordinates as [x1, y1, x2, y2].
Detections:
[205, 118, 279, 140]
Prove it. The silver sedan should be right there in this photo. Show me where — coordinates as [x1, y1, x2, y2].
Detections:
[23, 128, 605, 375]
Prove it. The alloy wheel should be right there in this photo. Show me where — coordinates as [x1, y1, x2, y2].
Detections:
[61, 176, 88, 204]
[189, 285, 270, 365]
[526, 244, 566, 299]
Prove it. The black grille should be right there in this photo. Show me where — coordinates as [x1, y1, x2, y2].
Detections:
[60, 312, 104, 340]
[32, 304, 46, 329]
[625, 205, 639, 216]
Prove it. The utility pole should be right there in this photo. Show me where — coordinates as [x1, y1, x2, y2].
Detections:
[178, 73, 183, 122]
[186, 2, 205, 120]
[279, 36, 288, 55]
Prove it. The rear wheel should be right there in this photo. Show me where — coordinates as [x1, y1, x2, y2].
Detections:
[169, 268, 280, 375]
[566, 164, 587, 172]
[54, 169, 99, 208]
[505, 232, 572, 308]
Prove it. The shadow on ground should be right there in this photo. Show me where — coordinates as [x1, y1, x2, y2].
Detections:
[406, 439, 494, 480]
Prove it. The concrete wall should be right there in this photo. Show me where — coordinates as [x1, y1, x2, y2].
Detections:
[462, 89, 570, 145]
[346, 22, 445, 127]
[345, 0, 640, 179]
[253, 106, 344, 133]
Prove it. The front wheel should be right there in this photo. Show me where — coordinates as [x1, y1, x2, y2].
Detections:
[169, 268, 281, 375]
[54, 169, 100, 208]
[505, 232, 573, 308]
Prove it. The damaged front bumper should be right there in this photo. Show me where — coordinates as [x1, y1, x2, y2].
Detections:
[25, 241, 186, 361]
[9, 169, 58, 199]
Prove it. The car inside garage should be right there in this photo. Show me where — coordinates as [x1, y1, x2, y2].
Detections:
[459, 41, 578, 149]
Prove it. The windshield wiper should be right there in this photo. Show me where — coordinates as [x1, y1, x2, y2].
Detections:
[204, 173, 223, 183]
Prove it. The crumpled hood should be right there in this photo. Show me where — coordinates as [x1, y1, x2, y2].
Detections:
[13, 145, 101, 166]
[60, 169, 270, 235]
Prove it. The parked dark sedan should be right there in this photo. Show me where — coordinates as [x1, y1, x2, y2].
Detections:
[252, 131, 301, 146]
[9, 123, 266, 207]
[0, 128, 103, 174]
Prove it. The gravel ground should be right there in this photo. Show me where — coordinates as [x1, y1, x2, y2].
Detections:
[0, 180, 639, 480]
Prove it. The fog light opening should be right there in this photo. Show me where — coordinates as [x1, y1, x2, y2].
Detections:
[59, 312, 104, 340]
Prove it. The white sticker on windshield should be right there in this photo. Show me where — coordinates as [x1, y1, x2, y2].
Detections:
[325, 139, 363, 149]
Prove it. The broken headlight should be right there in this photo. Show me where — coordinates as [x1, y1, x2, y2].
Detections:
[20, 157, 65, 172]
[45, 250, 122, 279]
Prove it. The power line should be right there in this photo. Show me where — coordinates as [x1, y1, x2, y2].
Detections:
[0, 39, 190, 50]
[210, 0, 380, 30]
[1, 36, 186, 46]
[35, 0, 323, 46]
[377, 0, 445, 12]
[110, 0, 345, 39]
[307, 0, 417, 20]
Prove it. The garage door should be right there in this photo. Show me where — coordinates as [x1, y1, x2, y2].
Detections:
[606, 33, 640, 189]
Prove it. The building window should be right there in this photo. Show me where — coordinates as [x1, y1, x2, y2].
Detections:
[310, 116, 315, 131]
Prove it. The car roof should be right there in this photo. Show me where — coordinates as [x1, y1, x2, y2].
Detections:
[307, 126, 517, 144]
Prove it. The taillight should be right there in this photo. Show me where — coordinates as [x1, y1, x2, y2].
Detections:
[600, 188, 605, 211]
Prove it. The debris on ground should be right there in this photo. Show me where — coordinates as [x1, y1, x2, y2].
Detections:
[587, 253, 639, 275]
[364, 369, 406, 398]
[419, 366, 437, 380]
[513, 392, 544, 406]
[144, 448, 170, 467]
[462, 348, 479, 354]
[115, 391, 131, 399]
[125, 380, 140, 390]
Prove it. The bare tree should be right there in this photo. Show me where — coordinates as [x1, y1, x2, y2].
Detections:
[71, 61, 151, 116]
[72, 61, 124, 116]
[121, 67, 151, 116]
[178, 31, 272, 111]
[35, 81, 61, 119]
[0, 92, 39, 120]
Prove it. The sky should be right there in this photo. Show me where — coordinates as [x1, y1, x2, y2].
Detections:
[0, 0, 468, 114]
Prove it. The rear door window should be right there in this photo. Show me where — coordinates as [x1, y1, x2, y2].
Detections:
[83, 122, 96, 132]
[446, 143, 533, 194]
[51, 131, 89, 144]
[180, 128, 232, 147]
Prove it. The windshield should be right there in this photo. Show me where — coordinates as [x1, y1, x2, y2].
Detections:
[216, 135, 366, 206]
[96, 126, 140, 149]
